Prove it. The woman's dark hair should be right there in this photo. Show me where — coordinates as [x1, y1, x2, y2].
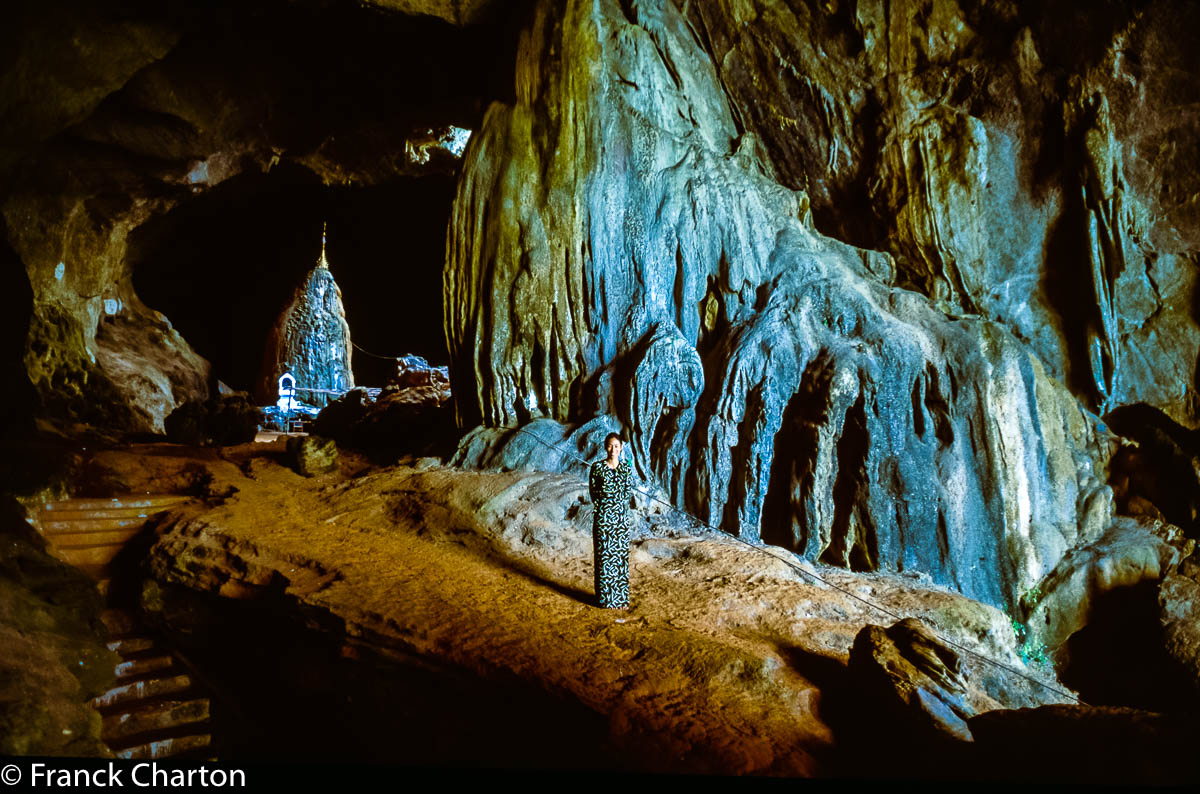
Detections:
[604, 432, 623, 446]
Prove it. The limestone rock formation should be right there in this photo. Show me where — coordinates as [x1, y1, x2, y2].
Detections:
[164, 394, 263, 447]
[453, 417, 622, 480]
[257, 246, 354, 409]
[1159, 549, 1200, 698]
[677, 0, 1200, 422]
[445, 0, 1150, 615]
[848, 617, 975, 743]
[311, 379, 456, 459]
[286, 435, 339, 477]
[1020, 517, 1191, 653]
[389, 353, 450, 389]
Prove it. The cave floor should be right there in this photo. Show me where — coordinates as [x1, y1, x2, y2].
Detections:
[76, 440, 1049, 776]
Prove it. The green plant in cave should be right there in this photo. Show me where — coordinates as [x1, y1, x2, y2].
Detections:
[1018, 583, 1044, 618]
[1008, 615, 1051, 669]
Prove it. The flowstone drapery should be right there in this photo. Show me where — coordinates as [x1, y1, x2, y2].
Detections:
[444, 0, 1127, 612]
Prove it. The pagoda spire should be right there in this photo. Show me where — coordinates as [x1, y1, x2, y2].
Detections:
[318, 221, 329, 269]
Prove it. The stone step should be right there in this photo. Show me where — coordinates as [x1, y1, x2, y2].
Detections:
[93, 674, 195, 710]
[106, 636, 155, 654]
[113, 733, 212, 761]
[42, 496, 190, 512]
[41, 518, 150, 535]
[47, 497, 216, 762]
[102, 699, 210, 744]
[115, 655, 176, 681]
[40, 507, 161, 522]
[48, 527, 145, 547]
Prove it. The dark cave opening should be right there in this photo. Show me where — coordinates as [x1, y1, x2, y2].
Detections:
[130, 162, 457, 396]
[1058, 581, 1199, 714]
[0, 236, 36, 437]
[761, 393, 811, 553]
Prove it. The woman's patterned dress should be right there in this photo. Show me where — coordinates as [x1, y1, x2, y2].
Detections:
[589, 459, 634, 609]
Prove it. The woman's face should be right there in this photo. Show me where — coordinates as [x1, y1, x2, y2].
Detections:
[606, 437, 622, 459]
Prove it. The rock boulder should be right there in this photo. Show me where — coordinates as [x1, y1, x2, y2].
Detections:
[848, 617, 975, 743]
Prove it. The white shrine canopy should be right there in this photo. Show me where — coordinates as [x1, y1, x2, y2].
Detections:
[277, 372, 297, 413]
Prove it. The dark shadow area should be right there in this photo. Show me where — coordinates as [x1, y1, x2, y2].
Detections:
[0, 236, 37, 439]
[774, 647, 862, 775]
[130, 164, 324, 393]
[1025, 0, 1143, 77]
[1039, 188, 1100, 407]
[326, 176, 457, 377]
[0, 495, 116, 757]
[143, 582, 624, 768]
[504, 557, 595, 607]
[114, 0, 512, 138]
[1104, 402, 1200, 537]
[761, 393, 808, 552]
[779, 637, 1200, 784]
[777, 645, 974, 780]
[820, 396, 877, 572]
[968, 704, 1200, 785]
[1058, 581, 1200, 713]
[311, 387, 462, 465]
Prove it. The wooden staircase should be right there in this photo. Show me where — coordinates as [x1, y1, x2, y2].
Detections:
[35, 496, 216, 760]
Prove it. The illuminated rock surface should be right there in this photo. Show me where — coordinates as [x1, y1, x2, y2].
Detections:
[446, 0, 1161, 616]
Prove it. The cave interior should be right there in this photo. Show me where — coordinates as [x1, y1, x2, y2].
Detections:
[3, 0, 1200, 782]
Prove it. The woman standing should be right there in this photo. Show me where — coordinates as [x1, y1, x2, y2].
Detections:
[589, 432, 634, 609]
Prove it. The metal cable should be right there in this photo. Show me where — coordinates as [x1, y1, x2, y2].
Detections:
[510, 425, 1084, 704]
[351, 340, 403, 361]
[292, 387, 347, 395]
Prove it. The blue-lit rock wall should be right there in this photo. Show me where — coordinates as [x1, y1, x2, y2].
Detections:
[443, 0, 1200, 613]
